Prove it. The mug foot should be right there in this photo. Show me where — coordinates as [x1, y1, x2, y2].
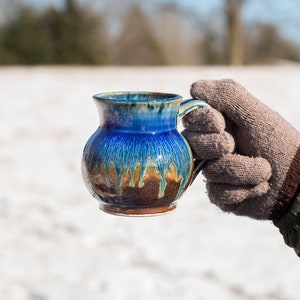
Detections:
[99, 202, 177, 217]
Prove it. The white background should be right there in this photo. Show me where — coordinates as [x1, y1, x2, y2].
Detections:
[1, 65, 300, 300]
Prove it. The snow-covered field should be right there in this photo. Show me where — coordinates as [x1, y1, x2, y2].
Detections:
[1, 65, 300, 300]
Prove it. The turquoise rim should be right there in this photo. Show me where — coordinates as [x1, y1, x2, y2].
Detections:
[93, 91, 181, 104]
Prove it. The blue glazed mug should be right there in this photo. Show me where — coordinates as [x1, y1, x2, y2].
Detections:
[82, 92, 209, 216]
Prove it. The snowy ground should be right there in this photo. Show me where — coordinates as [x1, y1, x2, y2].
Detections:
[1, 65, 300, 300]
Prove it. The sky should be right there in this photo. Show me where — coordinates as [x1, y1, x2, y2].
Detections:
[21, 0, 300, 42]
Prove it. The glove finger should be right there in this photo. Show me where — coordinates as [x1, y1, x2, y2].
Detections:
[203, 154, 272, 185]
[190, 79, 278, 129]
[207, 181, 270, 206]
[182, 107, 225, 133]
[182, 130, 234, 160]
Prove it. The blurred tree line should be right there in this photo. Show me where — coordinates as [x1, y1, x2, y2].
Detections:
[0, 0, 299, 65]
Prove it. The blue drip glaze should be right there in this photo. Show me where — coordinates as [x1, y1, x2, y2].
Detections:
[83, 129, 192, 198]
[83, 92, 194, 201]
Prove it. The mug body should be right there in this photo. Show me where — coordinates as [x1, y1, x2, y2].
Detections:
[82, 92, 193, 216]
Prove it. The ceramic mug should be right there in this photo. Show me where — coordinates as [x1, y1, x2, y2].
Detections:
[81, 91, 209, 216]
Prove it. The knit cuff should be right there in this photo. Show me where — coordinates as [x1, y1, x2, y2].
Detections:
[273, 193, 300, 257]
[271, 146, 300, 220]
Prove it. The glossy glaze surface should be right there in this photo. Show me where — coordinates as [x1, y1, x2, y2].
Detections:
[82, 92, 203, 215]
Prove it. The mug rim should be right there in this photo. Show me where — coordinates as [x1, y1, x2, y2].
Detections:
[93, 91, 182, 104]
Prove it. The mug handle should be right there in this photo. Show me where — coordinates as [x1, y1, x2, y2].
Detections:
[178, 99, 210, 184]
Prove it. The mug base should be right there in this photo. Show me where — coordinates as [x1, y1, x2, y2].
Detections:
[99, 202, 177, 217]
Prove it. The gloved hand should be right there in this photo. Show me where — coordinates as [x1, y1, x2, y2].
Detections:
[182, 79, 300, 220]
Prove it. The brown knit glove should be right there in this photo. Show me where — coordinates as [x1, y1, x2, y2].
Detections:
[182, 79, 300, 220]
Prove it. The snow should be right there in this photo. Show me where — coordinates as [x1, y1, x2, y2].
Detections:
[1, 65, 300, 300]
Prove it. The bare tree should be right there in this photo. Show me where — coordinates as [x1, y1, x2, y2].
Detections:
[225, 0, 245, 65]
[150, 4, 200, 65]
[244, 22, 300, 64]
[114, 4, 165, 65]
